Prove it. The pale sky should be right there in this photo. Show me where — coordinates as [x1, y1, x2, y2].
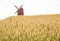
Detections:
[0, 0, 60, 19]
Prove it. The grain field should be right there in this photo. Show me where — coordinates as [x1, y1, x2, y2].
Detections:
[0, 14, 60, 41]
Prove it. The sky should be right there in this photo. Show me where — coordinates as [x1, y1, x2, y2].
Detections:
[0, 0, 60, 19]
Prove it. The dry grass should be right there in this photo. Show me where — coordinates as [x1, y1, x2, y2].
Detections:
[0, 14, 60, 41]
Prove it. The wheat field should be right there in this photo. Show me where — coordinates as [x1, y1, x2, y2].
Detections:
[0, 14, 60, 41]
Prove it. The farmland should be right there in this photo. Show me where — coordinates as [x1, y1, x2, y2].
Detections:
[0, 14, 60, 41]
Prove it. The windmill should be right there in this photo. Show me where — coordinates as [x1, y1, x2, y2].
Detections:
[13, 0, 24, 16]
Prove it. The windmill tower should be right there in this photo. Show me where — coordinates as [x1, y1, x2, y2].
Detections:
[13, 0, 24, 15]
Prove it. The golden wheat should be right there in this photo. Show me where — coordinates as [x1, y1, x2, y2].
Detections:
[0, 14, 60, 41]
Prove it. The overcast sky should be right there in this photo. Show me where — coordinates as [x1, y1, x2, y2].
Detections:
[0, 0, 60, 19]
